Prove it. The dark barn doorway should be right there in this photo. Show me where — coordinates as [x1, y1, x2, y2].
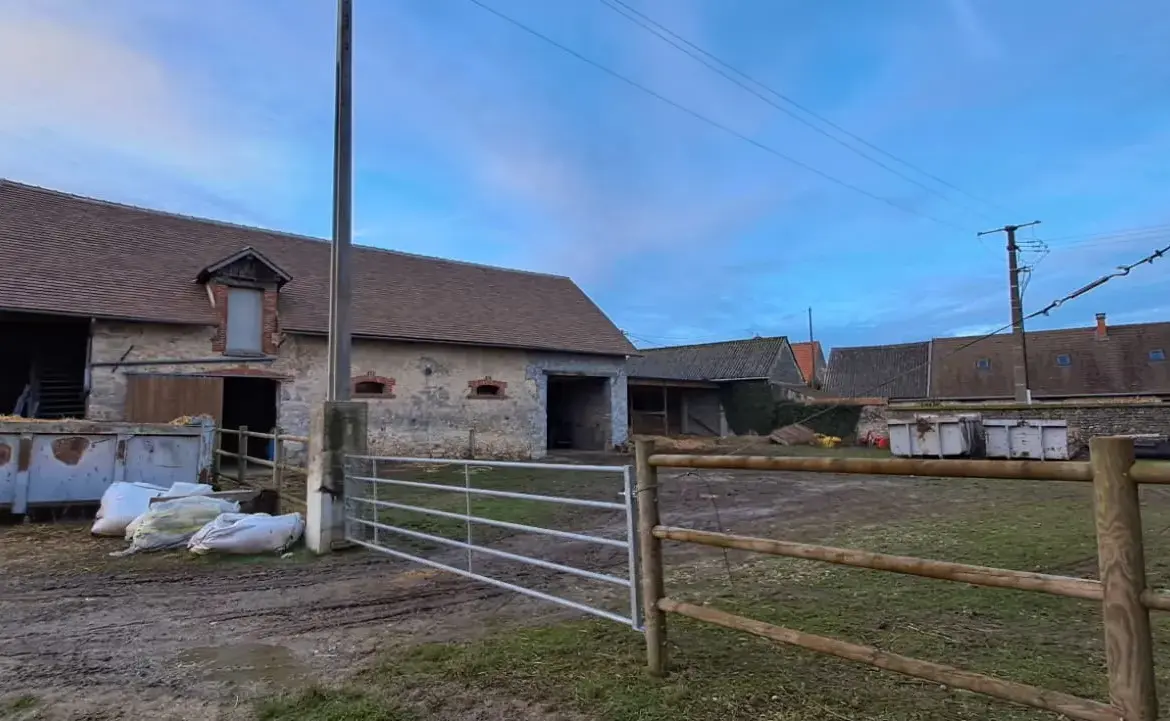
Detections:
[546, 375, 610, 450]
[0, 312, 89, 418]
[220, 376, 279, 460]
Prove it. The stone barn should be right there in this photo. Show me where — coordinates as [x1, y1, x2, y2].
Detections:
[0, 180, 634, 459]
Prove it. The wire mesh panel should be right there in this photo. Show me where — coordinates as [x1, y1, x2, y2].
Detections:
[343, 455, 642, 629]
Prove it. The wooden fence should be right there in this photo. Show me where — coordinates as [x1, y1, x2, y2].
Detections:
[212, 425, 310, 512]
[634, 436, 1170, 721]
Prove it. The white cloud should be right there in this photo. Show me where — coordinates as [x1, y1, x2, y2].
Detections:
[0, 0, 302, 221]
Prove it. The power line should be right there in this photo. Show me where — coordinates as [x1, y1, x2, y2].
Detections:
[1041, 223, 1170, 245]
[596, 0, 1010, 218]
[728, 240, 1170, 451]
[466, 0, 969, 231]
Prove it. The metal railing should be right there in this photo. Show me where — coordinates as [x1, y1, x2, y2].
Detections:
[344, 455, 642, 630]
[212, 425, 310, 509]
[635, 437, 1170, 721]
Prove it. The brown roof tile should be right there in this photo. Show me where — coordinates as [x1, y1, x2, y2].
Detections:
[0, 181, 635, 356]
[931, 317, 1170, 398]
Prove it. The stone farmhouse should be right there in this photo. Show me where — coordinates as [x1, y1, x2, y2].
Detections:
[0, 180, 635, 459]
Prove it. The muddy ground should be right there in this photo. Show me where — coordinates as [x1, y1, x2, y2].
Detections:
[0, 459, 1029, 721]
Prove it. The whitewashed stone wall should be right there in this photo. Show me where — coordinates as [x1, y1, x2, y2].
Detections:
[87, 320, 627, 459]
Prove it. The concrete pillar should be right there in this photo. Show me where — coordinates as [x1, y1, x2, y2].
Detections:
[305, 400, 368, 554]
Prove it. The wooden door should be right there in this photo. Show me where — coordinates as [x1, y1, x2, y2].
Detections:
[124, 374, 224, 423]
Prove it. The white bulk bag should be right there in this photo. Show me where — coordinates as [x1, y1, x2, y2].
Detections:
[113, 496, 241, 556]
[91, 482, 168, 537]
[188, 513, 305, 555]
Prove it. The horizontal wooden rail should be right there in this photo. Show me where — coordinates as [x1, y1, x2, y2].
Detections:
[648, 453, 1170, 484]
[648, 453, 1095, 481]
[659, 599, 1120, 721]
[279, 434, 309, 444]
[655, 526, 1103, 600]
[217, 427, 240, 435]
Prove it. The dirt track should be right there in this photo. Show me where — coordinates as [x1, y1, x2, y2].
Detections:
[0, 465, 996, 720]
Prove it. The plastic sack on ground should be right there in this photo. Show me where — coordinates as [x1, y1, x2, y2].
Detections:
[123, 483, 216, 539]
[188, 512, 305, 555]
[165, 482, 214, 497]
[112, 496, 240, 556]
[91, 482, 169, 537]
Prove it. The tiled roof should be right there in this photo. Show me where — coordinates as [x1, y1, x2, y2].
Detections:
[823, 342, 931, 399]
[790, 341, 824, 383]
[0, 181, 635, 356]
[931, 319, 1170, 398]
[627, 336, 801, 383]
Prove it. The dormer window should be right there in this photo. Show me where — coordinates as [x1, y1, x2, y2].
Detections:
[1056, 353, 1072, 367]
[975, 358, 991, 370]
[1151, 349, 1166, 362]
[196, 246, 291, 357]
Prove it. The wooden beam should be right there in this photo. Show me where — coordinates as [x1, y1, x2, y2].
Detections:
[1091, 436, 1158, 720]
[659, 599, 1120, 721]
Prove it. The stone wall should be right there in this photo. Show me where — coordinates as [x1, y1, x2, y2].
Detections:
[88, 320, 629, 459]
[883, 401, 1170, 457]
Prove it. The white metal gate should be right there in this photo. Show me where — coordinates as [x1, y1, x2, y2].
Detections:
[343, 455, 642, 629]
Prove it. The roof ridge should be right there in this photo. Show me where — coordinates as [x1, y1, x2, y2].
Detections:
[939, 319, 1170, 343]
[0, 178, 570, 281]
[830, 340, 930, 353]
[639, 335, 789, 352]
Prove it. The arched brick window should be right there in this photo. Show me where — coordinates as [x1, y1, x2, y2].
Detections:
[352, 372, 395, 398]
[468, 376, 507, 399]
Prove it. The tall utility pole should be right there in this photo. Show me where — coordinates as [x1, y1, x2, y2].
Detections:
[326, 0, 354, 401]
[978, 220, 1041, 404]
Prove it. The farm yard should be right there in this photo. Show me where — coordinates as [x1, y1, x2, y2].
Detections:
[4, 448, 1170, 721]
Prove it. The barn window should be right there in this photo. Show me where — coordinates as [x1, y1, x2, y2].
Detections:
[468, 376, 507, 399]
[1056, 353, 1072, 367]
[351, 373, 395, 398]
[975, 358, 991, 370]
[1150, 349, 1166, 362]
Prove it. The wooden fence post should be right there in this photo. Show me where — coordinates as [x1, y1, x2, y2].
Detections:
[1091, 435, 1158, 721]
[211, 428, 222, 484]
[237, 425, 248, 488]
[272, 426, 285, 494]
[635, 438, 667, 676]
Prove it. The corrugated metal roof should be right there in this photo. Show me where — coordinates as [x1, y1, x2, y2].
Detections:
[824, 342, 932, 399]
[627, 336, 800, 382]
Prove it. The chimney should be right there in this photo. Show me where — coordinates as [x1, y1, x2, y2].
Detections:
[1096, 312, 1108, 340]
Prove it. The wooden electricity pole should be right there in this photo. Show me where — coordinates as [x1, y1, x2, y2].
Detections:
[978, 220, 1041, 404]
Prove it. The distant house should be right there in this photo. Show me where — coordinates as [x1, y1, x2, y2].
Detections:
[626, 336, 804, 436]
[822, 314, 1170, 403]
[932, 314, 1170, 400]
[0, 180, 635, 459]
[789, 341, 826, 388]
[823, 341, 932, 401]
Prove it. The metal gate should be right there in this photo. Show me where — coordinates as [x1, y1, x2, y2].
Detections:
[343, 455, 642, 629]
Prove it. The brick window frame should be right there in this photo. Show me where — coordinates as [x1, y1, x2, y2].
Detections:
[468, 376, 507, 399]
[353, 372, 396, 398]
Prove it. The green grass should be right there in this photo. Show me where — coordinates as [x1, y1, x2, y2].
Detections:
[255, 687, 413, 721]
[352, 462, 625, 550]
[340, 485, 1170, 720]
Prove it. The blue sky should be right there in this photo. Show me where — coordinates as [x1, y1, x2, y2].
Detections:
[1, 0, 1167, 352]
